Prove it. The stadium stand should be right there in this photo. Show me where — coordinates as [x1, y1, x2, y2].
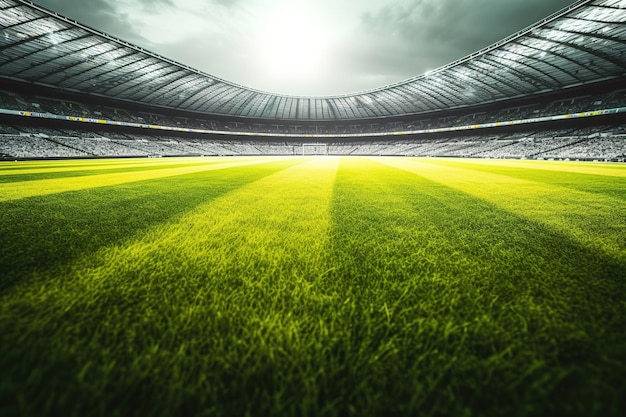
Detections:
[0, 0, 625, 160]
[1, 125, 624, 161]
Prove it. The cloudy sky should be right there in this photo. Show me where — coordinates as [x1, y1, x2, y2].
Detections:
[33, 0, 575, 96]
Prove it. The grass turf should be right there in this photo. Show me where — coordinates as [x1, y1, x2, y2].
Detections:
[0, 156, 624, 417]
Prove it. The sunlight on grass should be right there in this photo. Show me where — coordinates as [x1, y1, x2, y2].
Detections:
[70, 156, 339, 284]
[0, 156, 287, 201]
[379, 157, 626, 261]
[0, 157, 248, 176]
[0, 156, 624, 417]
[429, 158, 626, 177]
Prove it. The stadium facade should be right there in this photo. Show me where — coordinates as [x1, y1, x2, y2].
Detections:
[0, 0, 625, 159]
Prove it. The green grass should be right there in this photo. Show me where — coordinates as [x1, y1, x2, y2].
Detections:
[0, 156, 624, 417]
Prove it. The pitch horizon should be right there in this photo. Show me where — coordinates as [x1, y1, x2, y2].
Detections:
[1, 156, 624, 417]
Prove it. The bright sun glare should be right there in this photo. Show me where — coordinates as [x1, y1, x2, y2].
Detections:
[254, 8, 327, 81]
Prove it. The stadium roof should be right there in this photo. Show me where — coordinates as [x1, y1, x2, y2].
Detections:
[1, 0, 625, 121]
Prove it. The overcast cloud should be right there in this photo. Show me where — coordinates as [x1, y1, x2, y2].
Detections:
[33, 0, 575, 96]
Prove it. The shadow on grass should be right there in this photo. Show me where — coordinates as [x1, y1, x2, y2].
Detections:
[322, 157, 625, 417]
[0, 158, 302, 293]
[0, 157, 623, 417]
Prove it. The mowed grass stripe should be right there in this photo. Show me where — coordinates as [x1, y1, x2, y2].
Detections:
[62, 156, 339, 284]
[1, 157, 339, 417]
[60, 156, 339, 284]
[324, 157, 625, 416]
[1, 156, 625, 417]
[421, 159, 626, 200]
[0, 158, 303, 292]
[0, 156, 288, 202]
[0, 157, 249, 176]
[0, 160, 250, 184]
[427, 158, 626, 177]
[0, 157, 195, 172]
[380, 157, 625, 262]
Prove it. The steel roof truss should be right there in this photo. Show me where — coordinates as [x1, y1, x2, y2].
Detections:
[466, 60, 535, 95]
[97, 56, 161, 94]
[402, 82, 449, 110]
[59, 49, 138, 89]
[139, 73, 204, 104]
[444, 67, 499, 101]
[436, 70, 496, 102]
[218, 90, 256, 115]
[105, 62, 176, 98]
[528, 32, 626, 70]
[419, 74, 475, 106]
[506, 40, 586, 83]
[24, 37, 111, 83]
[0, 27, 85, 70]
[195, 87, 245, 114]
[180, 83, 230, 110]
[386, 87, 424, 113]
[517, 37, 606, 78]
[483, 53, 560, 89]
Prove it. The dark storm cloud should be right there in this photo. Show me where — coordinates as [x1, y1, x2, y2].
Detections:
[356, 0, 575, 82]
[33, 0, 148, 43]
[33, 0, 241, 46]
[29, 0, 580, 95]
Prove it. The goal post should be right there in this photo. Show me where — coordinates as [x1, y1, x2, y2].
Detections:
[302, 143, 328, 155]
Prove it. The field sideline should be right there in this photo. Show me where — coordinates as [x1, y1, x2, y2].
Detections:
[1, 156, 625, 417]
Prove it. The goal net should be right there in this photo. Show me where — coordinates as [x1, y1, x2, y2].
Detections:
[302, 143, 328, 155]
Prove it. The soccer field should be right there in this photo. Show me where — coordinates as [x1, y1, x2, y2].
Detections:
[1, 156, 625, 417]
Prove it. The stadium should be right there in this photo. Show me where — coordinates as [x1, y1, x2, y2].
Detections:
[1, 0, 625, 416]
